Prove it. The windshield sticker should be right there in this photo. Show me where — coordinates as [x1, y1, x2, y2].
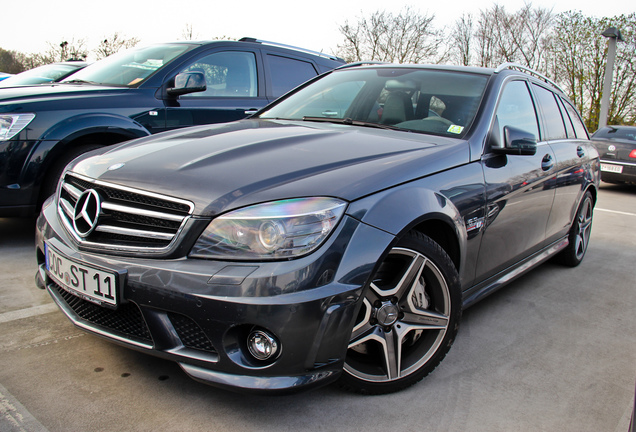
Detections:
[448, 125, 464, 134]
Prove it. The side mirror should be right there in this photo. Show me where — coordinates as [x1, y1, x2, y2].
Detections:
[493, 125, 537, 156]
[167, 72, 206, 97]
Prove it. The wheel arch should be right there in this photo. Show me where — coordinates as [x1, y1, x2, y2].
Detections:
[348, 185, 467, 275]
[29, 115, 150, 207]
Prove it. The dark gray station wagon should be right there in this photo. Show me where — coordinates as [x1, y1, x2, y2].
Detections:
[35, 62, 599, 395]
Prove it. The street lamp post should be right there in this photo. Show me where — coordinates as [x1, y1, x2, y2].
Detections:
[598, 27, 624, 130]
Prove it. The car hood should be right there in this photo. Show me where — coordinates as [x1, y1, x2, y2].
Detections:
[70, 119, 470, 217]
[0, 83, 129, 105]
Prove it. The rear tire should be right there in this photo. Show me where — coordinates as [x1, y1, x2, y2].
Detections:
[338, 231, 461, 394]
[554, 190, 594, 267]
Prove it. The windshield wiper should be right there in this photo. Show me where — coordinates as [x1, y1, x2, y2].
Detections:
[61, 79, 98, 85]
[302, 117, 403, 131]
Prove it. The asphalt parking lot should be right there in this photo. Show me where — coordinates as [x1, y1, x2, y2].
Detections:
[1, 183, 635, 432]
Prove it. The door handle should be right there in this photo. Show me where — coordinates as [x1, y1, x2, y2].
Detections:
[244, 109, 259, 115]
[541, 154, 554, 171]
[577, 146, 585, 158]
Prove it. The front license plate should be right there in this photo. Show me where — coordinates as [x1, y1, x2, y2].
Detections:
[601, 163, 623, 173]
[45, 243, 118, 308]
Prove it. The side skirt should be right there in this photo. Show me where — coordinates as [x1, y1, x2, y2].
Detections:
[461, 236, 569, 309]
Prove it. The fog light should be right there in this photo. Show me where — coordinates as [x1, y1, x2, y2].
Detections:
[247, 330, 279, 361]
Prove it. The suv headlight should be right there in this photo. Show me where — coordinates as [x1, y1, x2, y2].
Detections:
[0, 113, 35, 141]
[190, 197, 347, 260]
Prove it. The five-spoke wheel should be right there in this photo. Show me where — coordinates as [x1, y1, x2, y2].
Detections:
[339, 231, 461, 394]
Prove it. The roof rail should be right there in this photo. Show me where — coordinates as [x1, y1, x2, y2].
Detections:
[238, 37, 343, 62]
[495, 62, 564, 93]
[336, 61, 389, 70]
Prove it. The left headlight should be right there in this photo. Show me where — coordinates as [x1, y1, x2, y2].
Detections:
[0, 113, 35, 141]
[190, 197, 347, 260]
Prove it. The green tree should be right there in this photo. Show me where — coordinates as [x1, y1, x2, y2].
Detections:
[547, 12, 636, 130]
[0, 48, 26, 73]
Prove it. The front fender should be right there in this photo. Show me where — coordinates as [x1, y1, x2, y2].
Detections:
[40, 112, 150, 143]
[347, 162, 487, 288]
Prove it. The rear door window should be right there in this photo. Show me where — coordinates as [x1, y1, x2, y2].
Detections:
[561, 99, 589, 139]
[531, 84, 566, 140]
[266, 54, 318, 98]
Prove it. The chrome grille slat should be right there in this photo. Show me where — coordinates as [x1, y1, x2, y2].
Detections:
[58, 172, 194, 254]
[96, 224, 175, 241]
[60, 198, 75, 219]
[101, 201, 185, 222]
[62, 182, 82, 199]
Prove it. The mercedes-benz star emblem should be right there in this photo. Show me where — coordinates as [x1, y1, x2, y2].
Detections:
[73, 189, 102, 238]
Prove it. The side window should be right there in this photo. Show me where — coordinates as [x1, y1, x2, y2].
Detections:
[267, 54, 318, 98]
[531, 84, 567, 140]
[180, 51, 257, 97]
[494, 80, 539, 146]
[556, 97, 576, 138]
[562, 99, 589, 139]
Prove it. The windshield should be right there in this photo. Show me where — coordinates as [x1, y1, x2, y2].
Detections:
[259, 67, 489, 138]
[0, 63, 85, 87]
[61, 43, 194, 87]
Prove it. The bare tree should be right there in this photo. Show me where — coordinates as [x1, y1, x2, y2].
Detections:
[470, 3, 553, 69]
[453, 14, 474, 66]
[94, 33, 140, 60]
[45, 38, 88, 62]
[181, 23, 199, 41]
[336, 7, 443, 64]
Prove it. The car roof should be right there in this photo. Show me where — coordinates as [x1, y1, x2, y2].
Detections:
[156, 38, 345, 64]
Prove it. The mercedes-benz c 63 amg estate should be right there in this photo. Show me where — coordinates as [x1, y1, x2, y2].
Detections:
[36, 62, 599, 395]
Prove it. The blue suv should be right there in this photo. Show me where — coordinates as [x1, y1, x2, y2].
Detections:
[0, 38, 345, 217]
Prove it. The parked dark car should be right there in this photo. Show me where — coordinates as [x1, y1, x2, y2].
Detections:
[0, 61, 88, 88]
[591, 125, 636, 184]
[0, 38, 345, 217]
[35, 62, 599, 395]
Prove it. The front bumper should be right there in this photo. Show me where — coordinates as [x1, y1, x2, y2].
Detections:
[35, 197, 395, 394]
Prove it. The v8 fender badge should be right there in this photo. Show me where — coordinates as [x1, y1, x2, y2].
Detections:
[108, 163, 125, 171]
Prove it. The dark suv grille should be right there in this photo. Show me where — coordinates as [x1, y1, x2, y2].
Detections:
[52, 282, 153, 344]
[58, 173, 194, 252]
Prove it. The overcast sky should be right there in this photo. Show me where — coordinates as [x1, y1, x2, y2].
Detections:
[1, 0, 633, 60]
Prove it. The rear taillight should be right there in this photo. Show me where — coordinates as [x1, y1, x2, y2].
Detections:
[629, 149, 636, 158]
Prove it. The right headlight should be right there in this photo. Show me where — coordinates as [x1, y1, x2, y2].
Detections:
[0, 113, 35, 141]
[190, 197, 347, 260]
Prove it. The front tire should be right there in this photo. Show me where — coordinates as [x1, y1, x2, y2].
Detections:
[338, 231, 462, 394]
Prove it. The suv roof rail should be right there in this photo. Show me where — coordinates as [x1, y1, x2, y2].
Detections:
[495, 62, 564, 94]
[239, 37, 343, 62]
[336, 61, 389, 70]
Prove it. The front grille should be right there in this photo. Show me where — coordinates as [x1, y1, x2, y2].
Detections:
[168, 313, 217, 353]
[52, 282, 153, 344]
[58, 172, 194, 252]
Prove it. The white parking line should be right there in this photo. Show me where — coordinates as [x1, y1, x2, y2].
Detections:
[596, 208, 636, 217]
[0, 304, 58, 325]
[0, 383, 49, 432]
